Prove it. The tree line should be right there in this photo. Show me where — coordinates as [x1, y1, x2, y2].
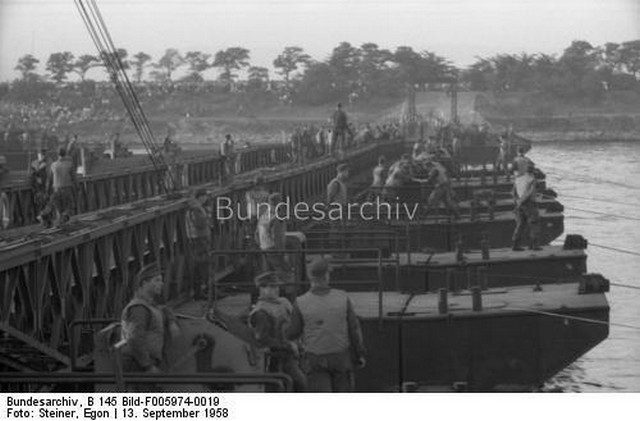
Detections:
[8, 39, 640, 105]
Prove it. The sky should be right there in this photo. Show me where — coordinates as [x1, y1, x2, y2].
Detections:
[0, 0, 638, 81]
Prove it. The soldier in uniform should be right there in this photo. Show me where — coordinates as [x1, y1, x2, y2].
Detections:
[512, 147, 534, 177]
[30, 150, 50, 225]
[120, 263, 180, 376]
[289, 257, 366, 392]
[327, 163, 349, 206]
[42, 147, 76, 226]
[512, 164, 542, 251]
[185, 189, 212, 299]
[331, 103, 350, 154]
[423, 158, 460, 219]
[248, 271, 306, 391]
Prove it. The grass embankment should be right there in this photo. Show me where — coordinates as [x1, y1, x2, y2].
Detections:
[70, 92, 401, 148]
[477, 91, 640, 141]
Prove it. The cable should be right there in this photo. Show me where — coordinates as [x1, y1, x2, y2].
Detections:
[589, 243, 640, 257]
[554, 193, 639, 208]
[75, 0, 174, 193]
[539, 194, 640, 222]
[610, 282, 640, 291]
[545, 168, 640, 191]
[504, 306, 640, 331]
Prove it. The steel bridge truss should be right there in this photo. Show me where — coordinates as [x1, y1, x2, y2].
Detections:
[0, 141, 402, 372]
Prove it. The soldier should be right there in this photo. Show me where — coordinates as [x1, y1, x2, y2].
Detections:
[185, 189, 212, 299]
[512, 164, 542, 251]
[43, 147, 76, 226]
[30, 149, 50, 222]
[0, 156, 9, 230]
[327, 163, 349, 207]
[289, 257, 366, 392]
[120, 263, 180, 376]
[220, 134, 236, 180]
[512, 147, 533, 177]
[255, 193, 288, 273]
[249, 271, 307, 391]
[331, 103, 350, 153]
[423, 159, 460, 219]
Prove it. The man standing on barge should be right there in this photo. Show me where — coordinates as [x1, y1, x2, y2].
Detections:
[512, 164, 542, 251]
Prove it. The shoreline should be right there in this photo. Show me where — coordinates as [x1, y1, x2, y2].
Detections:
[519, 130, 640, 143]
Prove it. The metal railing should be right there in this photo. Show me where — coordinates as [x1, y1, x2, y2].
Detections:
[0, 372, 293, 392]
[208, 247, 391, 326]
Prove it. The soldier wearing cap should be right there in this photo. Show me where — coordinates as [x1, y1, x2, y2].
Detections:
[249, 272, 307, 391]
[120, 263, 179, 374]
[186, 188, 212, 299]
[289, 257, 366, 392]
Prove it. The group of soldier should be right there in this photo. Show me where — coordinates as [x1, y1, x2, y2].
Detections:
[371, 137, 540, 250]
[119, 137, 542, 392]
[287, 103, 402, 165]
[121, 162, 367, 392]
[29, 136, 81, 228]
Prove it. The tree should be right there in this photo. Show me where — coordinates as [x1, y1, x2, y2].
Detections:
[619, 40, 640, 79]
[273, 46, 311, 84]
[392, 46, 424, 87]
[464, 57, 494, 91]
[212, 47, 250, 89]
[73, 54, 100, 81]
[155, 48, 184, 81]
[296, 61, 337, 105]
[357, 43, 392, 96]
[247, 66, 269, 91]
[15, 54, 39, 81]
[183, 51, 212, 82]
[46, 51, 75, 84]
[130, 51, 152, 82]
[328, 42, 360, 93]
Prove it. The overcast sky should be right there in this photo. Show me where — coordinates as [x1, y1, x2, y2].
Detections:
[0, 0, 638, 81]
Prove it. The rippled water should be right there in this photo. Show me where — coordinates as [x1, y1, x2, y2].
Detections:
[527, 140, 640, 392]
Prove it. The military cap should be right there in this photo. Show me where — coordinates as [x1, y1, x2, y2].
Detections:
[135, 262, 162, 288]
[254, 271, 281, 287]
[337, 163, 350, 172]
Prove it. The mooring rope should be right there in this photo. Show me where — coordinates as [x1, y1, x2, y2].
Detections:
[589, 243, 640, 257]
[503, 306, 640, 331]
[539, 194, 640, 222]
